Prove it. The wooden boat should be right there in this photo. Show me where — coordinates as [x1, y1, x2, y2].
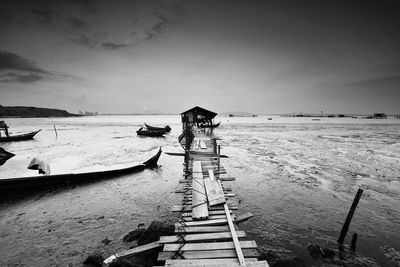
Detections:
[137, 127, 165, 137]
[0, 148, 162, 189]
[144, 123, 171, 132]
[199, 122, 220, 129]
[0, 130, 41, 142]
[0, 148, 15, 166]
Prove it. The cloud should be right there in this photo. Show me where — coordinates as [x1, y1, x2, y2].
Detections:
[0, 50, 49, 74]
[68, 33, 96, 47]
[0, 72, 44, 83]
[101, 42, 129, 49]
[31, 0, 53, 24]
[69, 17, 90, 29]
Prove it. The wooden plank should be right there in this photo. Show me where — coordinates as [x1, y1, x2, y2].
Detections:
[223, 187, 246, 265]
[175, 218, 227, 227]
[165, 258, 259, 266]
[192, 161, 208, 219]
[235, 212, 254, 224]
[171, 205, 237, 212]
[179, 214, 227, 221]
[158, 249, 258, 261]
[174, 225, 230, 233]
[163, 240, 258, 252]
[200, 140, 207, 149]
[220, 177, 235, 181]
[159, 231, 246, 243]
[204, 169, 226, 206]
[181, 210, 230, 217]
[103, 241, 162, 265]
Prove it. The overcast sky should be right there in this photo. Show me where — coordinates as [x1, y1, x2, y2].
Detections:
[1, 0, 400, 114]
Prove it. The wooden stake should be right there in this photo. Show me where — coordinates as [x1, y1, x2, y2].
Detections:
[338, 188, 363, 244]
[53, 125, 58, 137]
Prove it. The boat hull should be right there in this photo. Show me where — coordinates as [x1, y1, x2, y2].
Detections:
[0, 130, 41, 142]
[0, 148, 162, 189]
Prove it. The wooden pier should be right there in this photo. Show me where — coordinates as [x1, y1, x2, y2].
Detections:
[161, 128, 269, 266]
[104, 107, 268, 266]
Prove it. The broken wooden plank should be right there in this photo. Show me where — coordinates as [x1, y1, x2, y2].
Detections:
[163, 240, 258, 252]
[103, 241, 162, 265]
[235, 212, 254, 224]
[158, 248, 258, 261]
[204, 169, 226, 206]
[159, 231, 246, 243]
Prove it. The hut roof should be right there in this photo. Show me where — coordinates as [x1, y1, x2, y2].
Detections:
[181, 106, 217, 119]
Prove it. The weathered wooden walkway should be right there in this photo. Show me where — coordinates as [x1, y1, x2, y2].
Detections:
[160, 129, 269, 266]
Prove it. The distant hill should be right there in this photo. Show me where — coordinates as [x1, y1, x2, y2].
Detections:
[0, 105, 78, 118]
[220, 111, 258, 117]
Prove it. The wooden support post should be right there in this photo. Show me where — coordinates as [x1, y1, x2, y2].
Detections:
[53, 125, 58, 137]
[213, 138, 217, 154]
[217, 145, 221, 171]
[338, 188, 363, 245]
[350, 233, 358, 252]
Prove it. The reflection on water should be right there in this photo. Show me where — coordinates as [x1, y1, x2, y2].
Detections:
[1, 115, 399, 266]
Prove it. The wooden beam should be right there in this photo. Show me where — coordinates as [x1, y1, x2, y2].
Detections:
[159, 231, 246, 243]
[222, 180, 246, 265]
[103, 241, 162, 266]
[158, 248, 258, 261]
[235, 212, 254, 224]
[163, 240, 258, 252]
[165, 258, 259, 266]
[174, 225, 230, 233]
[191, 161, 208, 219]
[175, 218, 228, 227]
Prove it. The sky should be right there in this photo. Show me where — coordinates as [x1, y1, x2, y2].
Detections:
[0, 0, 400, 114]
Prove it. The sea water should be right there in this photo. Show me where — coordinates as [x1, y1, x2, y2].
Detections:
[0, 115, 399, 266]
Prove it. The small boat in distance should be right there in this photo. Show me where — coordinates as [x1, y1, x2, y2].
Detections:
[0, 130, 41, 142]
[137, 127, 165, 137]
[199, 122, 220, 129]
[144, 123, 171, 132]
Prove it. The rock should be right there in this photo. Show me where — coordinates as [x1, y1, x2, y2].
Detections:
[123, 228, 146, 242]
[83, 252, 104, 266]
[102, 238, 111, 245]
[321, 248, 336, 259]
[272, 257, 305, 267]
[137, 220, 174, 246]
[307, 244, 321, 259]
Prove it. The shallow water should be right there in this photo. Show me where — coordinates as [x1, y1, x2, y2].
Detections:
[0, 115, 399, 266]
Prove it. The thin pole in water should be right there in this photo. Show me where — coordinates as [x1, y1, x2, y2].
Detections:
[53, 125, 58, 137]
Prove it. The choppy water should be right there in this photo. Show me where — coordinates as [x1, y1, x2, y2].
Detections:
[0, 115, 399, 266]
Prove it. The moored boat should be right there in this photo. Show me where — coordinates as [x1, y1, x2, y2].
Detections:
[137, 127, 165, 137]
[144, 123, 171, 132]
[199, 122, 220, 129]
[0, 148, 162, 189]
[0, 130, 41, 142]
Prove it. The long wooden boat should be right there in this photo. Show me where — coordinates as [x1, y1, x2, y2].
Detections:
[0, 130, 41, 142]
[0, 148, 162, 189]
[137, 127, 165, 137]
[0, 148, 15, 166]
[144, 123, 171, 132]
[199, 122, 220, 129]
